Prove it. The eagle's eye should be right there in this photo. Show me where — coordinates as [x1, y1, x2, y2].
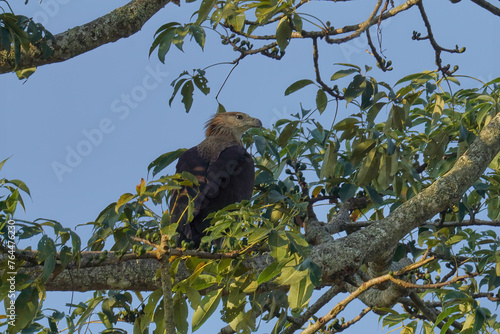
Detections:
[235, 114, 243, 120]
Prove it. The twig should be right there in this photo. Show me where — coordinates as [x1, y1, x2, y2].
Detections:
[312, 37, 343, 100]
[325, 0, 383, 44]
[366, 28, 392, 72]
[416, 0, 464, 76]
[326, 307, 372, 333]
[388, 272, 478, 290]
[300, 257, 435, 334]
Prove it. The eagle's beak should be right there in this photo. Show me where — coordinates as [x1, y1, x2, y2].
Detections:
[250, 117, 263, 129]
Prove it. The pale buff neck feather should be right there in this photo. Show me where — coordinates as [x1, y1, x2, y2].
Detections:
[197, 135, 241, 162]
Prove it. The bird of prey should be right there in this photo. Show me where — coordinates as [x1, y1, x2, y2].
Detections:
[169, 112, 262, 248]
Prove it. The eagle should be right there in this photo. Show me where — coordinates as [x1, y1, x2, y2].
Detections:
[169, 112, 262, 248]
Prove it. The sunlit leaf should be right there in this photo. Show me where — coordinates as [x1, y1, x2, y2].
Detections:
[284, 79, 314, 96]
[192, 288, 223, 331]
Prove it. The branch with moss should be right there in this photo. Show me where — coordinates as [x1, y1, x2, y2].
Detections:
[0, 0, 172, 74]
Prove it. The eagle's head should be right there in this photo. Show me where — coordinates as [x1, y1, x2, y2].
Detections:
[205, 112, 262, 142]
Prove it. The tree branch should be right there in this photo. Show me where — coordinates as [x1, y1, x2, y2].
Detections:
[326, 307, 371, 334]
[301, 257, 434, 334]
[416, 0, 464, 76]
[282, 285, 342, 334]
[310, 110, 500, 282]
[470, 0, 500, 16]
[0, 0, 172, 74]
[325, 0, 383, 44]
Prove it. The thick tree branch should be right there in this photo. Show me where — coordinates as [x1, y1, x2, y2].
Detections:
[0, 0, 171, 74]
[310, 110, 500, 282]
[470, 0, 500, 16]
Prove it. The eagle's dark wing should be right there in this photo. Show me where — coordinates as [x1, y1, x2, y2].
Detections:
[170, 145, 254, 247]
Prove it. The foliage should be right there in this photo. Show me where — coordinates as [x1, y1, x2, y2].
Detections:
[0, 5, 54, 78]
[2, 71, 500, 333]
[3, 0, 500, 333]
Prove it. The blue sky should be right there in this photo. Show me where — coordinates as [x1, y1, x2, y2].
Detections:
[2, 0, 500, 332]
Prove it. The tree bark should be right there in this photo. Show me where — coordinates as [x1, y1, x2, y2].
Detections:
[3, 113, 500, 294]
[0, 0, 171, 74]
[310, 111, 500, 281]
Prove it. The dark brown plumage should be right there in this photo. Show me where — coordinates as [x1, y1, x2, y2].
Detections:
[169, 112, 262, 248]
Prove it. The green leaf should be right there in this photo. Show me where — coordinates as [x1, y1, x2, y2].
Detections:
[0, 156, 10, 172]
[189, 25, 206, 50]
[432, 94, 444, 127]
[13, 287, 39, 331]
[473, 307, 486, 333]
[292, 14, 303, 33]
[217, 102, 226, 114]
[331, 68, 358, 81]
[339, 183, 357, 201]
[269, 230, 288, 261]
[288, 275, 314, 311]
[15, 67, 36, 80]
[196, 0, 218, 25]
[173, 292, 189, 334]
[42, 256, 56, 281]
[284, 79, 314, 96]
[173, 26, 189, 51]
[350, 139, 377, 166]
[344, 74, 366, 103]
[116, 193, 135, 212]
[357, 148, 380, 185]
[192, 288, 223, 331]
[148, 148, 187, 176]
[258, 262, 281, 284]
[365, 185, 383, 205]
[334, 63, 362, 71]
[141, 289, 163, 333]
[277, 121, 298, 147]
[320, 142, 337, 179]
[276, 17, 292, 50]
[308, 261, 322, 287]
[316, 89, 328, 113]
[394, 71, 437, 86]
[37, 234, 56, 262]
[157, 29, 176, 63]
[181, 80, 195, 113]
[232, 12, 245, 31]
[7, 178, 31, 196]
[0, 26, 11, 52]
[193, 72, 210, 95]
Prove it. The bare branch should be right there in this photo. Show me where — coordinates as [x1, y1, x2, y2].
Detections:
[388, 272, 478, 289]
[470, 0, 500, 16]
[416, 0, 464, 76]
[301, 257, 435, 334]
[326, 307, 372, 333]
[325, 0, 383, 44]
[312, 37, 343, 100]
